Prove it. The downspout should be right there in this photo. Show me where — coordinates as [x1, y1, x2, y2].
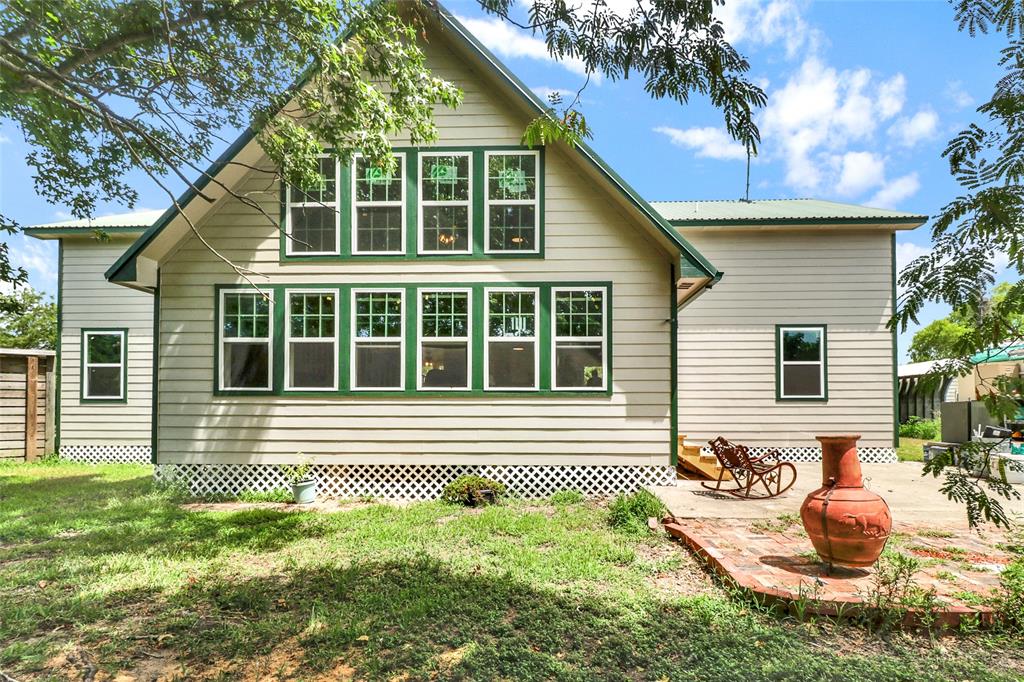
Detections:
[150, 270, 160, 464]
[670, 262, 679, 467]
[55, 240, 63, 454]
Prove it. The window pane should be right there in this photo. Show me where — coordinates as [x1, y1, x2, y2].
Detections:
[355, 206, 403, 252]
[355, 343, 402, 388]
[783, 330, 821, 361]
[488, 291, 534, 337]
[421, 341, 469, 388]
[488, 341, 535, 388]
[422, 155, 470, 202]
[87, 367, 121, 397]
[488, 154, 537, 201]
[290, 293, 335, 339]
[290, 206, 336, 253]
[555, 342, 603, 388]
[555, 290, 603, 337]
[223, 293, 270, 339]
[422, 292, 468, 338]
[87, 334, 121, 364]
[289, 157, 336, 204]
[355, 157, 402, 202]
[423, 206, 470, 251]
[783, 364, 822, 397]
[224, 342, 270, 389]
[289, 342, 335, 389]
[488, 205, 536, 251]
[355, 292, 402, 338]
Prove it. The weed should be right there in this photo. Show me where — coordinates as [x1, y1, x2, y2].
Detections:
[549, 490, 585, 506]
[749, 513, 800, 534]
[441, 475, 507, 506]
[608, 489, 665, 535]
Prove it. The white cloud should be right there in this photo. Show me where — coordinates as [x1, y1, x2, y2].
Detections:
[6, 235, 57, 290]
[715, 0, 820, 59]
[760, 58, 906, 192]
[896, 241, 930, 272]
[835, 151, 885, 197]
[868, 172, 921, 208]
[455, 15, 595, 80]
[888, 109, 939, 147]
[945, 80, 975, 110]
[653, 126, 748, 161]
[531, 86, 573, 103]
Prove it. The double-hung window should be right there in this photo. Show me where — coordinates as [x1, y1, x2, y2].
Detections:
[777, 325, 827, 400]
[82, 329, 126, 400]
[219, 290, 273, 391]
[418, 289, 471, 389]
[485, 151, 540, 253]
[285, 155, 339, 255]
[352, 154, 405, 254]
[419, 153, 472, 254]
[286, 290, 339, 390]
[552, 288, 607, 390]
[352, 290, 404, 389]
[485, 288, 538, 390]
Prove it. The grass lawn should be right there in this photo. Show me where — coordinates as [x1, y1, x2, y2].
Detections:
[2, 462, 1023, 681]
[897, 438, 927, 462]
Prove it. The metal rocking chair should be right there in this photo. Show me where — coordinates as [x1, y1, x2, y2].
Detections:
[702, 436, 797, 499]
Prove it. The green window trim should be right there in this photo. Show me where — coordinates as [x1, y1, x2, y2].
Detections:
[80, 327, 129, 404]
[775, 324, 829, 402]
[278, 146, 545, 263]
[212, 281, 611, 398]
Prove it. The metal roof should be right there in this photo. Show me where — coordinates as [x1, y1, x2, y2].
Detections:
[27, 209, 165, 231]
[650, 199, 927, 226]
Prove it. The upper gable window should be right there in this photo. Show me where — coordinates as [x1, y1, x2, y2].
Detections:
[285, 156, 339, 256]
[419, 152, 472, 254]
[352, 154, 405, 255]
[485, 151, 540, 254]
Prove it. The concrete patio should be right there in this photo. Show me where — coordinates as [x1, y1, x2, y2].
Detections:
[654, 461, 1024, 526]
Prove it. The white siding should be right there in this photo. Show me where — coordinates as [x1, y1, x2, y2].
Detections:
[60, 236, 153, 446]
[677, 229, 895, 449]
[155, 36, 674, 466]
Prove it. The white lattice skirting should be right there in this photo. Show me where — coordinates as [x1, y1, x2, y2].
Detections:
[698, 445, 897, 464]
[153, 463, 677, 500]
[60, 444, 151, 464]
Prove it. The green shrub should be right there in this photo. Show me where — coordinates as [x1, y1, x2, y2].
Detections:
[550, 490, 585, 505]
[608, 489, 665, 534]
[998, 558, 1024, 631]
[898, 416, 940, 440]
[441, 475, 507, 506]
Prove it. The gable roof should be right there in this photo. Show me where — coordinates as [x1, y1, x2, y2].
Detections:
[25, 209, 163, 238]
[652, 199, 927, 229]
[104, 4, 720, 288]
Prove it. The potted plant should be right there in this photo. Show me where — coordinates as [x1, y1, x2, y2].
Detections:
[279, 456, 316, 504]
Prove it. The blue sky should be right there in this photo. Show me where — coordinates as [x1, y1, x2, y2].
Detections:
[0, 0, 1008, 360]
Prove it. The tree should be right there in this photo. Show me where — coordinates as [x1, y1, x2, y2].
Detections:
[0, 287, 56, 349]
[907, 318, 972, 363]
[0, 0, 764, 289]
[894, 0, 1024, 527]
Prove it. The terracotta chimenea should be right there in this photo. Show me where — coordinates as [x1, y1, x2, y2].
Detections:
[800, 435, 892, 569]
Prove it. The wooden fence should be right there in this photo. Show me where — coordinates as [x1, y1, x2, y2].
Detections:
[0, 348, 55, 461]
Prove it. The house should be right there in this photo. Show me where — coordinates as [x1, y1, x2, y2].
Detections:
[26, 7, 925, 497]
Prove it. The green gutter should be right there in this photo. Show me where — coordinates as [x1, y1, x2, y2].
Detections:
[668, 216, 927, 228]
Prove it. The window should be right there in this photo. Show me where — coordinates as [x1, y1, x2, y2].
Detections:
[485, 151, 540, 253]
[552, 288, 607, 390]
[285, 155, 339, 255]
[82, 330, 126, 400]
[352, 154, 405, 254]
[285, 290, 338, 390]
[777, 325, 827, 400]
[219, 290, 273, 391]
[418, 290, 471, 389]
[352, 290, 404, 389]
[419, 153, 472, 254]
[485, 288, 538, 390]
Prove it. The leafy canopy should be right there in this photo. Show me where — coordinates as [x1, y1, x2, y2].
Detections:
[0, 0, 763, 287]
[0, 286, 56, 349]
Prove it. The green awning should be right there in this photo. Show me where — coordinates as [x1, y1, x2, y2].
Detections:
[970, 345, 1024, 364]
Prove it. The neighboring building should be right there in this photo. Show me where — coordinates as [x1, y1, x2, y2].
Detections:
[654, 200, 925, 461]
[25, 210, 163, 462]
[27, 7, 926, 495]
[898, 359, 957, 423]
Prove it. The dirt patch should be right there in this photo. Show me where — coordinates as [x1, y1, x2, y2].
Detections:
[180, 499, 378, 513]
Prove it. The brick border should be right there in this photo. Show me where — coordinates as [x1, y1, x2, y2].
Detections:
[663, 520, 997, 630]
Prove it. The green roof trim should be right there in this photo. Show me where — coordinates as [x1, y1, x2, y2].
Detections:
[653, 199, 928, 227]
[105, 2, 720, 285]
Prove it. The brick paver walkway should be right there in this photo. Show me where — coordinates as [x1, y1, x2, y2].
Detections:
[664, 518, 1012, 628]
